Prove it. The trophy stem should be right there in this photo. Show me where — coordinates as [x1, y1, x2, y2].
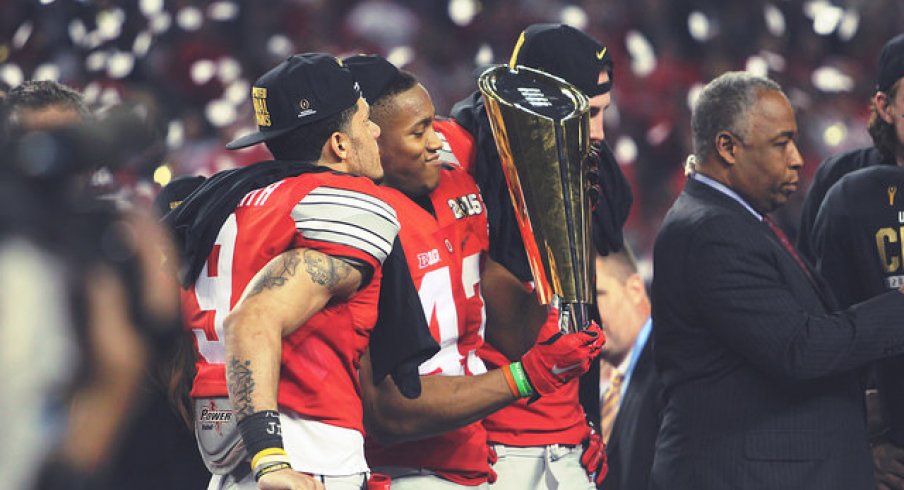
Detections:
[554, 296, 592, 333]
[554, 125, 585, 309]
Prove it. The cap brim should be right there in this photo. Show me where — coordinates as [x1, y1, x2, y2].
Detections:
[225, 123, 299, 150]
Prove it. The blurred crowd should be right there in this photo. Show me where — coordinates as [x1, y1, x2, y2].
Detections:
[2, 0, 903, 265]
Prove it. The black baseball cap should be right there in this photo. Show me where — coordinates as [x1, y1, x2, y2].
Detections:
[153, 175, 206, 217]
[226, 53, 361, 150]
[509, 23, 613, 97]
[343, 54, 401, 103]
[877, 33, 904, 93]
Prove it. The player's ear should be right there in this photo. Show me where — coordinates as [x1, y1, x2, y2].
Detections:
[874, 92, 895, 124]
[328, 132, 350, 160]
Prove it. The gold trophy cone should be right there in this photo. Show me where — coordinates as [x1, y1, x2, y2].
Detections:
[479, 65, 593, 332]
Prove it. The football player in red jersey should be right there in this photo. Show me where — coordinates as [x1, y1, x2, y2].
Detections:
[345, 55, 605, 490]
[169, 54, 431, 490]
[448, 24, 631, 489]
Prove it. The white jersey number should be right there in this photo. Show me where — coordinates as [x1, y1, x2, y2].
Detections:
[417, 252, 486, 376]
[192, 214, 237, 364]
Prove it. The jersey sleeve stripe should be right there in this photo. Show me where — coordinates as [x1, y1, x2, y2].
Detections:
[293, 199, 399, 228]
[300, 227, 390, 263]
[295, 218, 394, 248]
[310, 186, 397, 216]
[292, 186, 400, 264]
[296, 199, 400, 230]
[296, 219, 393, 252]
[306, 187, 398, 225]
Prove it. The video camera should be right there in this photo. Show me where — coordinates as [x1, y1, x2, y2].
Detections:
[1, 103, 164, 185]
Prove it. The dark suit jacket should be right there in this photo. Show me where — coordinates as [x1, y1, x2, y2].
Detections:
[602, 336, 662, 490]
[650, 177, 904, 490]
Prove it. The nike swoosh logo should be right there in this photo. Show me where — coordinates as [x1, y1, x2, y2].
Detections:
[551, 362, 583, 375]
[596, 48, 607, 60]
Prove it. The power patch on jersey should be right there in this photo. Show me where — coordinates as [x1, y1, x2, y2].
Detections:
[199, 405, 234, 431]
[194, 397, 245, 475]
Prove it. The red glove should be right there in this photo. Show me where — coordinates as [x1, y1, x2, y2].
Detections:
[581, 421, 608, 486]
[519, 316, 604, 396]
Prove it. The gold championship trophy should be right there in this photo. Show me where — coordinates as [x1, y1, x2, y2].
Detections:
[478, 64, 593, 333]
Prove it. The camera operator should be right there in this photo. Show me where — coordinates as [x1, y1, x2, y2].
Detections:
[0, 80, 196, 490]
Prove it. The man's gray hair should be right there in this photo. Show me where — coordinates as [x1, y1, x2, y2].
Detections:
[691, 71, 781, 162]
[3, 80, 90, 131]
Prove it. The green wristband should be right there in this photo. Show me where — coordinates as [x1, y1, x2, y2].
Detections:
[508, 362, 536, 398]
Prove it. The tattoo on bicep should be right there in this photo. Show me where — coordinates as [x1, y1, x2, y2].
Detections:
[246, 251, 302, 298]
[227, 357, 256, 419]
[302, 249, 352, 289]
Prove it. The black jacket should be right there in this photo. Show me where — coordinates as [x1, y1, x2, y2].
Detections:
[651, 177, 904, 489]
[797, 147, 892, 263]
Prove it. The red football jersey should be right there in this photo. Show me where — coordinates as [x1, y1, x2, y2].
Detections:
[365, 166, 491, 485]
[182, 172, 399, 434]
[437, 118, 590, 446]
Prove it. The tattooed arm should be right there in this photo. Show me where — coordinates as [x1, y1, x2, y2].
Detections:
[224, 248, 362, 420]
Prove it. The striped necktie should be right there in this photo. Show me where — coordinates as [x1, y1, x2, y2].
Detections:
[600, 369, 624, 443]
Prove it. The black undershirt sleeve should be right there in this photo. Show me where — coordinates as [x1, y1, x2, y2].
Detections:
[369, 237, 439, 398]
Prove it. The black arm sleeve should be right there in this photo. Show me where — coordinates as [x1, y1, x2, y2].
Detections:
[590, 141, 633, 256]
[369, 237, 439, 398]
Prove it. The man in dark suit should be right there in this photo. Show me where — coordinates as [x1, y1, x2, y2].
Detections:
[650, 71, 904, 490]
[595, 245, 661, 490]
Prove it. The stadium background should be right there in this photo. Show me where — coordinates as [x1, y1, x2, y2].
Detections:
[2, 0, 903, 269]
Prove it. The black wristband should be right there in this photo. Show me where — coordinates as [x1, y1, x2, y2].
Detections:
[254, 462, 292, 482]
[237, 410, 284, 456]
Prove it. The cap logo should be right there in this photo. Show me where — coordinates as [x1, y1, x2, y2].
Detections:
[252, 87, 271, 127]
[297, 97, 317, 119]
[596, 48, 607, 60]
[889, 186, 897, 206]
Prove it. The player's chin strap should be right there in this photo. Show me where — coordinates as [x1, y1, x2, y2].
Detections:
[237, 410, 293, 482]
